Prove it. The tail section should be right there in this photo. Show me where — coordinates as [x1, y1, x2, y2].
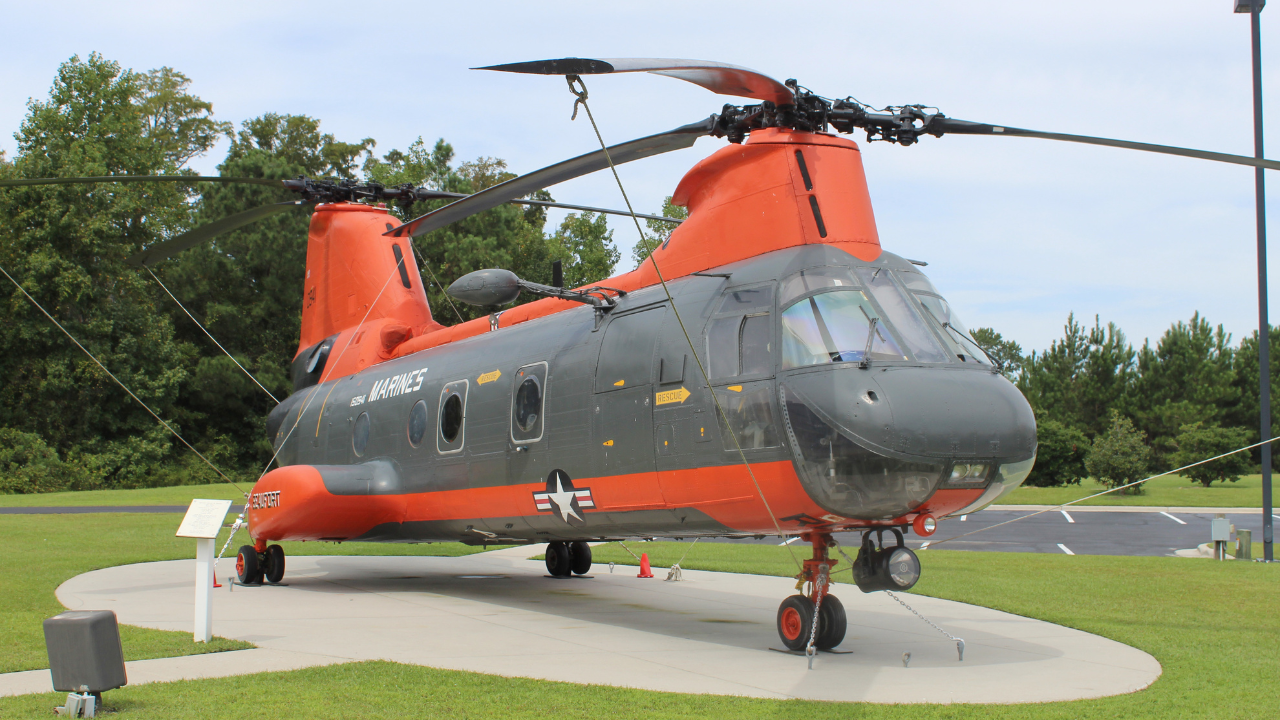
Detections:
[292, 203, 442, 389]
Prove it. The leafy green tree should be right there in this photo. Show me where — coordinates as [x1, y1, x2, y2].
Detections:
[1023, 419, 1089, 487]
[1017, 314, 1135, 437]
[1170, 422, 1252, 488]
[0, 54, 227, 487]
[1228, 326, 1280, 469]
[1128, 313, 1237, 466]
[970, 327, 1023, 380]
[549, 212, 619, 290]
[633, 196, 688, 268]
[1085, 412, 1152, 494]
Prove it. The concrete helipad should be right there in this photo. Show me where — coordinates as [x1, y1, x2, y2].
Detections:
[31, 546, 1158, 704]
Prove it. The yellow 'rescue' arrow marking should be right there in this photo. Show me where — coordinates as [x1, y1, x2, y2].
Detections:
[477, 369, 501, 385]
[655, 387, 692, 406]
[727, 385, 742, 392]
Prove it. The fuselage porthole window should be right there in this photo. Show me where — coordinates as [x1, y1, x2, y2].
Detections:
[407, 399, 428, 447]
[353, 411, 371, 457]
[511, 362, 549, 445]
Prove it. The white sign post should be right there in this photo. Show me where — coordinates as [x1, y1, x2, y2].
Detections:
[176, 499, 234, 643]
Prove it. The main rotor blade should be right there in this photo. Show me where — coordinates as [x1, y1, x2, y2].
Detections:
[933, 118, 1280, 171]
[478, 58, 794, 105]
[388, 117, 715, 239]
[408, 189, 682, 224]
[0, 175, 283, 188]
[126, 200, 310, 267]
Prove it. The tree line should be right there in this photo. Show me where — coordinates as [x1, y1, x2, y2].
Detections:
[1, 55, 1274, 495]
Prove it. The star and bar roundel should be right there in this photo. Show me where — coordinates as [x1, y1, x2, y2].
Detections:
[532, 469, 595, 524]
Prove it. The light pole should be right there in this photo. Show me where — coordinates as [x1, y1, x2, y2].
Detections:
[1236, 0, 1273, 562]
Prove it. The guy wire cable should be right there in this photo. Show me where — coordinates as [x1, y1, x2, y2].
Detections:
[928, 435, 1280, 548]
[1, 263, 246, 495]
[146, 266, 280, 404]
[565, 75, 801, 570]
[406, 237, 466, 324]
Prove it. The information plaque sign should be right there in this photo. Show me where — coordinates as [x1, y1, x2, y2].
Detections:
[176, 499, 233, 539]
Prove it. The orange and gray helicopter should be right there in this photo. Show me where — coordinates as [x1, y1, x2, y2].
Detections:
[9, 58, 1279, 651]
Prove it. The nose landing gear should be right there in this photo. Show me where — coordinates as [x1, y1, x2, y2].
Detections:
[776, 532, 847, 651]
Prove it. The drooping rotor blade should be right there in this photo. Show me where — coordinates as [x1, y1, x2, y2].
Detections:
[478, 58, 794, 105]
[0, 175, 283, 188]
[408, 188, 682, 224]
[932, 118, 1280, 171]
[126, 200, 311, 267]
[388, 117, 715, 239]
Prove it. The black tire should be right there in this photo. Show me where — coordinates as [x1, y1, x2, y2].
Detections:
[815, 594, 847, 650]
[236, 545, 262, 584]
[776, 595, 815, 651]
[569, 541, 592, 575]
[264, 544, 286, 584]
[545, 541, 572, 577]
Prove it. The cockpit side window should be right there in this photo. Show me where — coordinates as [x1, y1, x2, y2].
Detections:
[914, 293, 992, 364]
[708, 285, 775, 381]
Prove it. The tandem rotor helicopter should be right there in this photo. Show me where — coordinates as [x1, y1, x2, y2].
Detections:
[7, 58, 1280, 651]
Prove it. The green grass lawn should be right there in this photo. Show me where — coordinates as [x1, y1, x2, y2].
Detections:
[0, 483, 246, 507]
[995, 472, 1267, 507]
[2, 514, 1277, 719]
[0, 513, 508, 674]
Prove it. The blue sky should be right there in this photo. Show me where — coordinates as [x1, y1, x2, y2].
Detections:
[2, 0, 1277, 355]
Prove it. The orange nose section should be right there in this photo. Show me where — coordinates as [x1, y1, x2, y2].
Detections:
[247, 464, 405, 542]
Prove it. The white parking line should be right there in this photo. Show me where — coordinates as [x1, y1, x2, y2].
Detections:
[1060, 510, 1074, 523]
[920, 541, 931, 550]
[1159, 511, 1187, 525]
[960, 515, 967, 521]
[1057, 543, 1075, 555]
[779, 537, 799, 546]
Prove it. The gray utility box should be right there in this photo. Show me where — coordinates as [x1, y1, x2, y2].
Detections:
[43, 611, 127, 693]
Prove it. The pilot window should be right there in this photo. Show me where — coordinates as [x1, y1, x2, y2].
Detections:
[708, 286, 774, 381]
[780, 290, 905, 368]
[510, 362, 548, 444]
[853, 267, 951, 363]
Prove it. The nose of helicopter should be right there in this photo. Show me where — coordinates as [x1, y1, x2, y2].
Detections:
[779, 365, 1037, 520]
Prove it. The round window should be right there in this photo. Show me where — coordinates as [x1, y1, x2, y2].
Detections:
[407, 400, 428, 447]
[440, 393, 463, 444]
[514, 377, 541, 432]
[352, 412, 371, 457]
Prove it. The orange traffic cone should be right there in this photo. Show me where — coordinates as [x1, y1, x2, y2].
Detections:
[638, 553, 655, 578]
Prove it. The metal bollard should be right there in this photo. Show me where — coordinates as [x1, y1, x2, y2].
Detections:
[1237, 529, 1253, 561]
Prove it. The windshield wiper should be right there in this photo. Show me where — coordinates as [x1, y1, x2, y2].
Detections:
[860, 318, 878, 369]
[943, 322, 1001, 371]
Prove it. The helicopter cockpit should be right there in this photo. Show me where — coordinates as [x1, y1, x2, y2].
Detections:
[767, 257, 1036, 521]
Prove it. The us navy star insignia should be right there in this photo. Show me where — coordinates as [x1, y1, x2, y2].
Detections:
[532, 470, 594, 524]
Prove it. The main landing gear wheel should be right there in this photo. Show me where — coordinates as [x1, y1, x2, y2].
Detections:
[545, 541, 572, 577]
[569, 541, 592, 575]
[815, 594, 847, 650]
[264, 544, 286, 584]
[235, 545, 262, 584]
[777, 595, 815, 651]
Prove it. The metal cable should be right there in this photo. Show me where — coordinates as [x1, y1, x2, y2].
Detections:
[565, 75, 801, 570]
[885, 590, 965, 661]
[0, 264, 246, 494]
[146, 267, 279, 404]
[406, 238, 466, 324]
[929, 435, 1280, 548]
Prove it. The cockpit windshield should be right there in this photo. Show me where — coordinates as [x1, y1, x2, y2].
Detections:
[781, 290, 904, 368]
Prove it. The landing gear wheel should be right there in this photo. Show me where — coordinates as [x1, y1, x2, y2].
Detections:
[815, 594, 847, 650]
[569, 541, 592, 575]
[545, 541, 572, 577]
[235, 545, 262, 584]
[776, 595, 815, 651]
[264, 544, 286, 584]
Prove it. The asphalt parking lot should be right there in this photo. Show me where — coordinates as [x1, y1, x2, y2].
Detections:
[704, 508, 1272, 557]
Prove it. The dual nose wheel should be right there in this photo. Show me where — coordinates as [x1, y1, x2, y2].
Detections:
[545, 541, 592, 577]
[777, 594, 847, 651]
[236, 544, 285, 584]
